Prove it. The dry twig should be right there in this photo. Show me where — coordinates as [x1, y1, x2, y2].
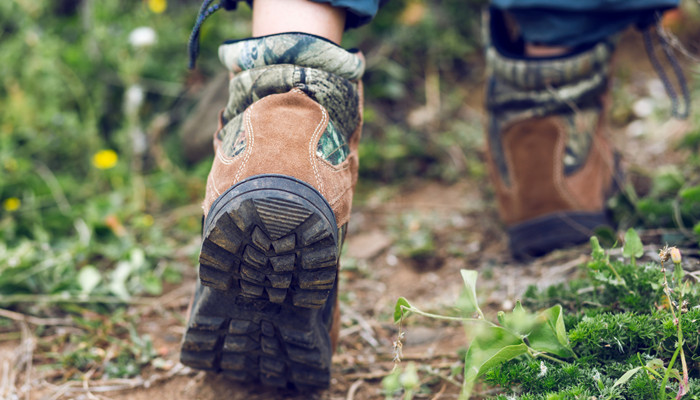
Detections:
[40, 363, 192, 399]
[346, 379, 364, 400]
[0, 308, 72, 327]
[430, 382, 448, 400]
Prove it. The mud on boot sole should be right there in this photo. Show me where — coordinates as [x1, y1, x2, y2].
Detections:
[180, 174, 339, 389]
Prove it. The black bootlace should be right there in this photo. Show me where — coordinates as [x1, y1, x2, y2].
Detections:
[188, 0, 238, 70]
[641, 18, 690, 119]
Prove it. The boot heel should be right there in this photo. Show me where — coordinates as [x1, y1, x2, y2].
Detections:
[181, 174, 338, 388]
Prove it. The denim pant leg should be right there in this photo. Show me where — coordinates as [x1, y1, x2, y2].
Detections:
[232, 0, 382, 29]
[311, 0, 383, 28]
[491, 0, 679, 47]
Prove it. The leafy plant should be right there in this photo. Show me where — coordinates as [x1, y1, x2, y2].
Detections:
[391, 231, 700, 399]
[392, 270, 576, 399]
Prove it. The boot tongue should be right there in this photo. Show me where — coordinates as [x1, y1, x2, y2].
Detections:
[218, 32, 364, 80]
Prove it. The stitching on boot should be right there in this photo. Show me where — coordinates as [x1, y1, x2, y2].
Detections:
[203, 182, 217, 213]
[210, 138, 224, 197]
[320, 160, 351, 205]
[234, 105, 256, 183]
[329, 185, 352, 209]
[318, 157, 350, 172]
[303, 88, 330, 198]
[216, 146, 236, 165]
[211, 171, 221, 197]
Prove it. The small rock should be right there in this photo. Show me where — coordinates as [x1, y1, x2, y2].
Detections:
[346, 230, 393, 260]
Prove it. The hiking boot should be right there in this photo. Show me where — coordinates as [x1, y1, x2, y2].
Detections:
[484, 10, 619, 259]
[180, 33, 365, 389]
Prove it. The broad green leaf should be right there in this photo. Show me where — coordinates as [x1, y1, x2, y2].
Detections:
[498, 300, 536, 338]
[472, 344, 529, 379]
[527, 305, 576, 359]
[460, 269, 483, 317]
[462, 338, 528, 399]
[612, 366, 642, 389]
[462, 324, 527, 399]
[622, 228, 644, 260]
[394, 297, 412, 323]
[78, 266, 102, 294]
[542, 305, 568, 347]
[464, 325, 524, 379]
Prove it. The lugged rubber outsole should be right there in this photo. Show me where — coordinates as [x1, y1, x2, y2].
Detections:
[180, 174, 339, 389]
[508, 211, 609, 259]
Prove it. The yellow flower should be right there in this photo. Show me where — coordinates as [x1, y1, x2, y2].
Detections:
[148, 0, 167, 14]
[3, 197, 20, 212]
[3, 158, 18, 172]
[92, 149, 118, 170]
[670, 247, 681, 264]
[142, 214, 154, 227]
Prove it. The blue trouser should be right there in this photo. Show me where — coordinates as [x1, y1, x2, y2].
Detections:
[490, 0, 678, 47]
[313, 0, 678, 46]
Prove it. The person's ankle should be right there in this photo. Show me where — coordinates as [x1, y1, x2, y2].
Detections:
[524, 43, 571, 58]
[252, 0, 346, 44]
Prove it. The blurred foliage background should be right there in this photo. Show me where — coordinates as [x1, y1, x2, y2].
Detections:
[2, 0, 700, 382]
[0, 0, 488, 305]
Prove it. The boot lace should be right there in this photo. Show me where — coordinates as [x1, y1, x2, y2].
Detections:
[642, 13, 690, 119]
[188, 0, 237, 70]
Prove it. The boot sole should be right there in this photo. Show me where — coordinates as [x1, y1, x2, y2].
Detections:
[180, 174, 339, 389]
[508, 211, 610, 259]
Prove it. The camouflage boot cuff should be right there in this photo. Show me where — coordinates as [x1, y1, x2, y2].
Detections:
[484, 12, 618, 184]
[485, 34, 616, 123]
[216, 33, 364, 165]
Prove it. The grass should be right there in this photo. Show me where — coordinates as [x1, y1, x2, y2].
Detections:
[391, 232, 700, 399]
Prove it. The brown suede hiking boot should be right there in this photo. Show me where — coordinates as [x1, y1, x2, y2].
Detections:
[180, 33, 364, 389]
[484, 11, 619, 259]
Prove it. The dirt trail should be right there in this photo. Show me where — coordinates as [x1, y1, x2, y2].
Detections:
[21, 179, 596, 400]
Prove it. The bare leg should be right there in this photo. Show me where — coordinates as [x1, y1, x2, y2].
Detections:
[252, 0, 346, 44]
[525, 43, 571, 57]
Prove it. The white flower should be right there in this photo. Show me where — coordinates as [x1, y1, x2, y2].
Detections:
[647, 79, 666, 100]
[626, 119, 646, 137]
[129, 26, 157, 48]
[124, 84, 144, 116]
[632, 98, 655, 118]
